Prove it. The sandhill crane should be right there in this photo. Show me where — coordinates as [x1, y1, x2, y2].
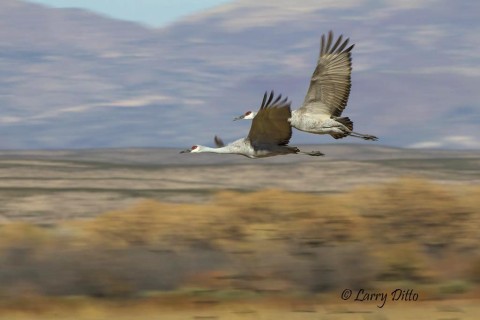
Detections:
[180, 91, 324, 159]
[234, 31, 378, 141]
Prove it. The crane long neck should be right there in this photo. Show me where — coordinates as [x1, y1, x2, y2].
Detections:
[200, 146, 232, 154]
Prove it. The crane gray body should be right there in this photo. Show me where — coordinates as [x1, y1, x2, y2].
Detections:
[181, 92, 323, 159]
[234, 31, 378, 141]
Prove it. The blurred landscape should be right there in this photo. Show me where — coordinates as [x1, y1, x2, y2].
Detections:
[1, 144, 480, 223]
[0, 145, 479, 319]
[2, 0, 480, 318]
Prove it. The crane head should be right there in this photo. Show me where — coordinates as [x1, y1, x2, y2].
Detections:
[180, 145, 200, 153]
[233, 110, 256, 121]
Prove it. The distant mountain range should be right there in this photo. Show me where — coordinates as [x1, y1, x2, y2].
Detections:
[1, 0, 479, 149]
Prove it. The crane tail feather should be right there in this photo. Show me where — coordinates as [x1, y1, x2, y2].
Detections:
[336, 117, 353, 131]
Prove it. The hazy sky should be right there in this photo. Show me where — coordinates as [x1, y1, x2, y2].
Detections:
[7, 0, 479, 149]
[27, 0, 233, 27]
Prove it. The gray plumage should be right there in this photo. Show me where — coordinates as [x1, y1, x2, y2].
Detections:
[181, 91, 323, 158]
[234, 31, 378, 141]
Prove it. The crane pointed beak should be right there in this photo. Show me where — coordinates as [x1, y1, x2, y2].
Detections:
[233, 115, 244, 121]
[179, 149, 191, 153]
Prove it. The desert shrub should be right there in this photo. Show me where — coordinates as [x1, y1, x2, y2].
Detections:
[0, 178, 478, 297]
[469, 256, 480, 283]
[279, 200, 364, 246]
[283, 244, 378, 292]
[213, 189, 322, 223]
[0, 223, 54, 253]
[351, 178, 475, 253]
[0, 245, 226, 298]
[438, 280, 471, 295]
[82, 200, 225, 249]
[0, 219, 227, 297]
[373, 243, 431, 282]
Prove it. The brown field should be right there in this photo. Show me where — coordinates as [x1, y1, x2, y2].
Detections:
[0, 146, 479, 319]
[1, 145, 479, 223]
[0, 297, 479, 320]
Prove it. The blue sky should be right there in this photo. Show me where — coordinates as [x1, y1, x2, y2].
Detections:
[27, 0, 233, 27]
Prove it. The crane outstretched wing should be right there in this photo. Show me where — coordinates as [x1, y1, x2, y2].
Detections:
[247, 91, 292, 149]
[299, 31, 354, 117]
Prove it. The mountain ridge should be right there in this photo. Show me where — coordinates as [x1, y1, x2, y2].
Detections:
[1, 0, 479, 149]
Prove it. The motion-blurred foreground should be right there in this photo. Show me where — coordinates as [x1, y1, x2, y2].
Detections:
[0, 146, 479, 319]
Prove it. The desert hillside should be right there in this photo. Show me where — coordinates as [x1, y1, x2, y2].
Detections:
[0, 146, 479, 319]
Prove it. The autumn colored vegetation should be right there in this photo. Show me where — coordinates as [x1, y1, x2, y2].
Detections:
[0, 178, 479, 300]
